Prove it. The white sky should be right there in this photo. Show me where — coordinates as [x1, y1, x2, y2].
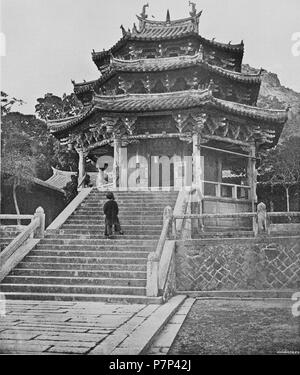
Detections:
[1, 0, 300, 114]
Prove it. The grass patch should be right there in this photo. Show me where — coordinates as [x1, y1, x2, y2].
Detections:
[169, 299, 300, 355]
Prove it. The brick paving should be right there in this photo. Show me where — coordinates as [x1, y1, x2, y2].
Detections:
[0, 296, 186, 354]
[0, 300, 149, 354]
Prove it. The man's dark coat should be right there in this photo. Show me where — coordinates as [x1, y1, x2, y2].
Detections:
[103, 199, 119, 226]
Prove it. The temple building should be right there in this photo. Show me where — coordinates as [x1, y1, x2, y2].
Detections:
[48, 4, 288, 216]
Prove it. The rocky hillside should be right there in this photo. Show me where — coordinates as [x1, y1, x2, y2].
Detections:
[243, 64, 300, 141]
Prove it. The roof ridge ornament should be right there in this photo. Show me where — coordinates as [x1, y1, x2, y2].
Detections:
[166, 9, 171, 23]
[189, 1, 197, 17]
[132, 23, 138, 34]
[140, 3, 149, 19]
[120, 24, 127, 37]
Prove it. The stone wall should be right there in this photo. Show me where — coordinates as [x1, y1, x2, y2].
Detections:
[175, 237, 300, 291]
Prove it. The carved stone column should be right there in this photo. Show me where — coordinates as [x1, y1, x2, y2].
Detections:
[119, 144, 128, 190]
[113, 137, 121, 188]
[76, 147, 86, 189]
[192, 132, 202, 192]
[248, 142, 257, 210]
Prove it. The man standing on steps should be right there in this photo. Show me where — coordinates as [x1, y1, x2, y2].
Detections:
[103, 192, 124, 238]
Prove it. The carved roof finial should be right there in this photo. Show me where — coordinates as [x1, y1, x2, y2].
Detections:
[140, 3, 149, 19]
[166, 9, 171, 22]
[120, 24, 127, 36]
[189, 1, 197, 17]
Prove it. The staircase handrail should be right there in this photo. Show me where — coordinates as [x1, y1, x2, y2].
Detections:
[0, 207, 45, 266]
[0, 214, 34, 221]
[77, 172, 87, 190]
[146, 205, 173, 297]
[47, 187, 92, 230]
[172, 188, 190, 238]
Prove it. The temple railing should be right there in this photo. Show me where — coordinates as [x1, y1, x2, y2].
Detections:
[202, 180, 251, 200]
[172, 211, 300, 238]
[146, 206, 173, 297]
[0, 207, 45, 281]
[268, 212, 300, 235]
[146, 189, 190, 299]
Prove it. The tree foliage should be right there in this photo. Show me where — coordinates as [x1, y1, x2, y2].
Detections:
[35, 92, 83, 121]
[1, 91, 25, 116]
[1, 91, 83, 216]
[258, 136, 300, 211]
[34, 92, 82, 172]
[1, 114, 40, 218]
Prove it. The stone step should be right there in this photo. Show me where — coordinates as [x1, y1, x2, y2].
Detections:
[80, 206, 170, 211]
[57, 224, 162, 231]
[35, 244, 154, 251]
[65, 219, 163, 225]
[29, 250, 150, 258]
[0, 283, 146, 296]
[85, 203, 175, 208]
[4, 275, 147, 287]
[44, 234, 160, 240]
[11, 268, 147, 279]
[38, 238, 157, 246]
[45, 229, 161, 236]
[23, 255, 147, 265]
[16, 262, 147, 272]
[3, 292, 162, 304]
[90, 191, 178, 195]
[2, 189, 177, 302]
[69, 214, 163, 220]
[75, 209, 165, 214]
[91, 197, 178, 199]
[86, 197, 177, 201]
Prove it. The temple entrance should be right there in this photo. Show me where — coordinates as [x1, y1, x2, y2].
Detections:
[149, 155, 175, 190]
[126, 139, 192, 190]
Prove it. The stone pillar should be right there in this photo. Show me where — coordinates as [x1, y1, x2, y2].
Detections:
[76, 148, 86, 187]
[113, 137, 121, 188]
[192, 133, 202, 192]
[248, 143, 257, 210]
[119, 145, 128, 190]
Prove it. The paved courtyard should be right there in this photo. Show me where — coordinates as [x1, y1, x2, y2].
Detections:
[0, 300, 160, 354]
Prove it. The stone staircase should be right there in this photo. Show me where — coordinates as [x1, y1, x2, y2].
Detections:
[1, 190, 178, 303]
[0, 226, 26, 252]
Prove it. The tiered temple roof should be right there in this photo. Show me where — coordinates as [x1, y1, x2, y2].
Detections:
[92, 9, 243, 66]
[74, 54, 261, 96]
[49, 4, 288, 151]
[49, 89, 287, 132]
